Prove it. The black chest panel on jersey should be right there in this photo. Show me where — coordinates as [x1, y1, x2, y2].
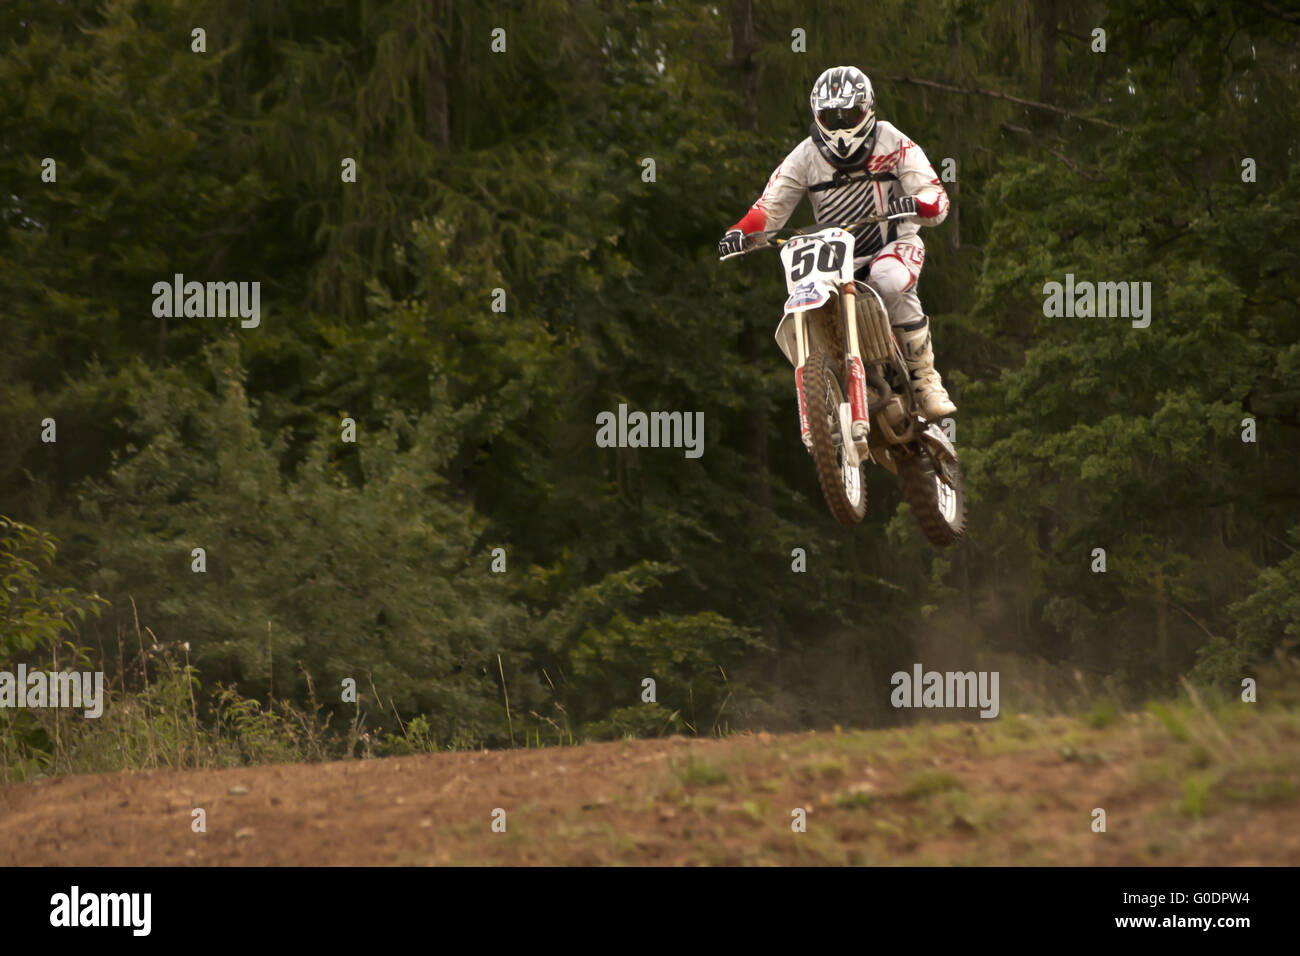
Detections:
[807, 169, 899, 193]
[809, 169, 899, 258]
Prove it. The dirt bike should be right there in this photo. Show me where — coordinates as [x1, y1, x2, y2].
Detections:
[727, 215, 966, 546]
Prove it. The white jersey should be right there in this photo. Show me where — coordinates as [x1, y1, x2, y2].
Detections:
[732, 121, 949, 265]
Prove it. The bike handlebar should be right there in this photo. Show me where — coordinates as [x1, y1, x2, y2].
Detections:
[725, 212, 912, 259]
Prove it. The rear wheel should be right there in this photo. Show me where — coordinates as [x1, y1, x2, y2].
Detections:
[897, 446, 966, 546]
[804, 350, 867, 525]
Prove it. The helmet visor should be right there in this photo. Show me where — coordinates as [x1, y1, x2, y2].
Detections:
[816, 105, 869, 131]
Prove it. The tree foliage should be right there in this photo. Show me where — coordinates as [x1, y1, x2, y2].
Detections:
[0, 0, 1295, 749]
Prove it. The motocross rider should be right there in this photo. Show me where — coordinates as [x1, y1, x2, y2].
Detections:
[719, 65, 956, 420]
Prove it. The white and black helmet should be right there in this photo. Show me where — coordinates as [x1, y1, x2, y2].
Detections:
[809, 66, 877, 166]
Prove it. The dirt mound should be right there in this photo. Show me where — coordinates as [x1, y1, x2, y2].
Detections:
[3, 710, 1297, 865]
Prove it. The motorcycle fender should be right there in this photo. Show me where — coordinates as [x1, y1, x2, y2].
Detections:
[781, 279, 838, 315]
[775, 294, 831, 365]
[774, 312, 800, 366]
[920, 422, 958, 464]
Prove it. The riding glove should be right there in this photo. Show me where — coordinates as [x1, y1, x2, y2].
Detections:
[718, 229, 745, 260]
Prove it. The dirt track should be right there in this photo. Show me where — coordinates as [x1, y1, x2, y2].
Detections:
[3, 710, 1298, 865]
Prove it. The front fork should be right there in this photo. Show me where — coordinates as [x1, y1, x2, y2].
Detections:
[840, 282, 871, 434]
[790, 283, 871, 457]
[794, 364, 812, 449]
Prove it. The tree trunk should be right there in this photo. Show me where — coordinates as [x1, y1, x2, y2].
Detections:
[738, 326, 771, 509]
[426, 0, 451, 149]
[947, 23, 961, 251]
[730, 0, 758, 133]
[730, 0, 778, 678]
[1037, 0, 1058, 116]
[730, 0, 768, 509]
[1155, 567, 1170, 683]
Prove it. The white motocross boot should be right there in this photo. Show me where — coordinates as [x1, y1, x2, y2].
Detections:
[897, 317, 957, 420]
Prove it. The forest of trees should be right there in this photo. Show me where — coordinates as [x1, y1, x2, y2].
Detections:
[1, 0, 1296, 773]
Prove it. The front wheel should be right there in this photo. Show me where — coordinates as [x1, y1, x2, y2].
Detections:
[897, 447, 966, 547]
[803, 350, 868, 525]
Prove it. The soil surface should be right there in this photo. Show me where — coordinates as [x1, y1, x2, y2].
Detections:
[3, 714, 1297, 865]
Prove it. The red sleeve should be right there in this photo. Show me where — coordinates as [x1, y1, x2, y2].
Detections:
[913, 190, 944, 219]
[730, 206, 768, 234]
